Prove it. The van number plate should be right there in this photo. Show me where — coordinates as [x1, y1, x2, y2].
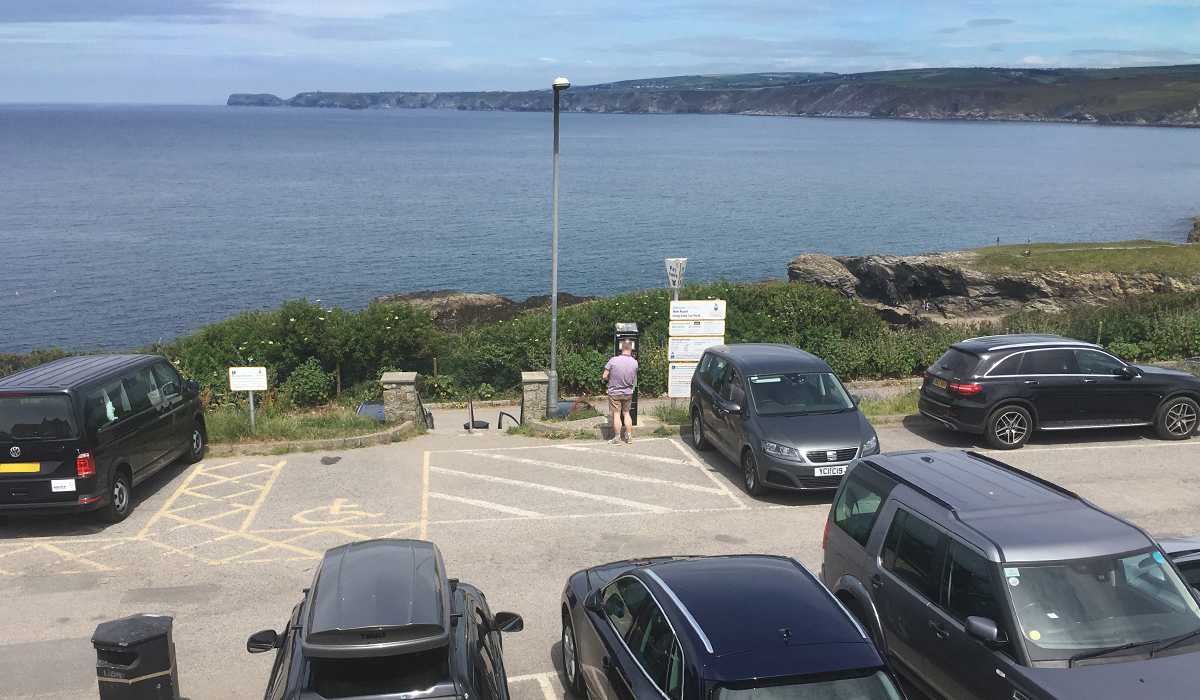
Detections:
[51, 479, 76, 492]
[932, 378, 948, 389]
[814, 466, 847, 477]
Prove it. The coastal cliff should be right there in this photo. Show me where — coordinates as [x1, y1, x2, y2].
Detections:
[788, 241, 1200, 323]
[227, 93, 284, 106]
[229, 65, 1200, 127]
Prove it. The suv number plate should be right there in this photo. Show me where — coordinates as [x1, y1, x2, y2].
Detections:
[814, 466, 847, 477]
[932, 378, 948, 389]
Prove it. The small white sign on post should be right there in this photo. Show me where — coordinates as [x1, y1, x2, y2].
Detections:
[668, 320, 726, 337]
[665, 258, 687, 300]
[668, 336, 725, 362]
[669, 299, 726, 321]
[668, 363, 699, 399]
[229, 367, 268, 431]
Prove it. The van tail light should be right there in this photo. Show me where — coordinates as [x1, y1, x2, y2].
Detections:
[950, 382, 983, 397]
[77, 452, 96, 478]
[822, 520, 830, 549]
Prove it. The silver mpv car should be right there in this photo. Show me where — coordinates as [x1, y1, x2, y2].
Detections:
[689, 343, 880, 496]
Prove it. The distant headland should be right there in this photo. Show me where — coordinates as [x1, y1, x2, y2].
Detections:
[230, 65, 1200, 127]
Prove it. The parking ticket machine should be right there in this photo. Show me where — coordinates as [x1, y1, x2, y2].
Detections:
[614, 323, 641, 426]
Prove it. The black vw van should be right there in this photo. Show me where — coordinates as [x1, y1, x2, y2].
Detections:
[0, 355, 206, 523]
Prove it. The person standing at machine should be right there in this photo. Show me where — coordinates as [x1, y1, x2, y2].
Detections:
[603, 340, 638, 444]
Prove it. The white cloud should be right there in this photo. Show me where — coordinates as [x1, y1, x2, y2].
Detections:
[1018, 55, 1050, 65]
[539, 56, 556, 62]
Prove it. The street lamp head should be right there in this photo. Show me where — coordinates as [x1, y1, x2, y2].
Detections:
[552, 77, 571, 90]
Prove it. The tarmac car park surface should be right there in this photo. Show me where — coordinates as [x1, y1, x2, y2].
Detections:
[2, 416, 1199, 700]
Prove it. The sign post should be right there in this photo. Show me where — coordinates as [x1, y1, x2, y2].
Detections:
[229, 367, 268, 431]
[665, 258, 687, 301]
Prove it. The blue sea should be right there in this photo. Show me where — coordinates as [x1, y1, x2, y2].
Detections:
[3, 104, 1199, 353]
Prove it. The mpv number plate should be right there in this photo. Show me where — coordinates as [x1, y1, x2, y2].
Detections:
[51, 479, 76, 492]
[932, 378, 948, 389]
[814, 466, 847, 477]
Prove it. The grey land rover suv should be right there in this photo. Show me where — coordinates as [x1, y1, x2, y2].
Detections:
[822, 450, 1200, 700]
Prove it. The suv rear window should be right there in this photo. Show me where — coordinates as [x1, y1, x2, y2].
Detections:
[0, 395, 78, 440]
[832, 467, 896, 547]
[932, 349, 981, 379]
[308, 646, 449, 698]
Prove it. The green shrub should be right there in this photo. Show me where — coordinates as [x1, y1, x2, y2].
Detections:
[284, 358, 335, 407]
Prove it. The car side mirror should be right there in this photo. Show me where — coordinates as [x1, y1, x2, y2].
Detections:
[582, 589, 603, 613]
[185, 379, 200, 393]
[851, 395, 861, 407]
[965, 616, 1007, 645]
[247, 629, 280, 653]
[1121, 366, 1141, 379]
[493, 611, 524, 633]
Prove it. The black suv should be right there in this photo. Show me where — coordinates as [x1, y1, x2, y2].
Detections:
[0, 354, 206, 522]
[248, 539, 524, 700]
[918, 334, 1200, 448]
[822, 450, 1200, 700]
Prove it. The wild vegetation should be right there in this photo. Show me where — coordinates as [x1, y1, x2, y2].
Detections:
[972, 240, 1200, 277]
[4, 283, 1199, 412]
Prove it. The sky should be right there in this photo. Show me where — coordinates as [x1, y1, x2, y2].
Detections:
[3, 1, 1200, 103]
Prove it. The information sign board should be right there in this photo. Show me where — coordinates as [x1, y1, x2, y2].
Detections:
[229, 367, 268, 392]
[668, 336, 725, 362]
[668, 363, 698, 399]
[669, 299, 726, 321]
[668, 320, 726, 337]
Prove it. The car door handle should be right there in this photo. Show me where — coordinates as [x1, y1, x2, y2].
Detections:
[1084, 379, 1098, 384]
[870, 574, 882, 590]
[602, 656, 613, 670]
[928, 620, 949, 639]
[1024, 380, 1039, 386]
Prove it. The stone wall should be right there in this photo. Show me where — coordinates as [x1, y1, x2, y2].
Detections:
[521, 371, 549, 423]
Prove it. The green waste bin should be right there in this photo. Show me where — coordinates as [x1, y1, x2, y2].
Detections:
[92, 614, 180, 700]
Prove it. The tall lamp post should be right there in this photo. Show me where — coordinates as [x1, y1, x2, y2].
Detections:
[549, 76, 569, 416]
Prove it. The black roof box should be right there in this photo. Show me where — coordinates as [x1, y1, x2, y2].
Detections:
[302, 539, 451, 658]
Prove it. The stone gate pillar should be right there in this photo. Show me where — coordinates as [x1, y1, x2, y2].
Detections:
[381, 372, 422, 424]
[521, 371, 550, 423]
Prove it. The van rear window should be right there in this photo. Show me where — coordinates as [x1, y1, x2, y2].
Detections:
[932, 349, 981, 379]
[0, 395, 78, 441]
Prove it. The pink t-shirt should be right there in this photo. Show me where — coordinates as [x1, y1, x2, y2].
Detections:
[605, 355, 638, 395]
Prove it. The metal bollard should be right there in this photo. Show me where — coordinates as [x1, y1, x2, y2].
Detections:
[92, 614, 180, 700]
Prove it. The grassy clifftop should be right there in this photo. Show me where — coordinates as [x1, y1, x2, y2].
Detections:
[972, 240, 1200, 276]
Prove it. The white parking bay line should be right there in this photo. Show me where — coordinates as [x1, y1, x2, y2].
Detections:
[430, 467, 672, 513]
[508, 673, 558, 700]
[554, 444, 689, 465]
[462, 450, 725, 495]
[670, 439, 746, 509]
[428, 493, 544, 518]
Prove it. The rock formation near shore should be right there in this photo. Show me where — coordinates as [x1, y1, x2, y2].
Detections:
[1189, 217, 1200, 244]
[787, 249, 1200, 323]
[370, 289, 595, 332]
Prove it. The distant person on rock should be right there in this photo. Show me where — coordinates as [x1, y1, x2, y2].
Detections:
[603, 340, 638, 444]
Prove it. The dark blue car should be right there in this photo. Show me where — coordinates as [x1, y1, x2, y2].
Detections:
[559, 555, 905, 700]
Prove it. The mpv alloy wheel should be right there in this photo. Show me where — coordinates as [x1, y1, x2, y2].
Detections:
[1156, 397, 1199, 440]
[100, 471, 131, 523]
[187, 422, 206, 463]
[742, 450, 767, 497]
[691, 412, 711, 450]
[985, 405, 1031, 450]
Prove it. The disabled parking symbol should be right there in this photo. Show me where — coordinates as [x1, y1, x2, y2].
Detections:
[293, 498, 383, 524]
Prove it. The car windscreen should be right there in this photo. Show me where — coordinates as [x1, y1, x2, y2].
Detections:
[1006, 548, 1200, 662]
[0, 395, 78, 441]
[748, 373, 854, 416]
[1177, 559, 1200, 590]
[715, 669, 902, 700]
[307, 646, 450, 698]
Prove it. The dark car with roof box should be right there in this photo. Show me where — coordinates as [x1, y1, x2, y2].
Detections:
[689, 344, 879, 496]
[248, 538, 523, 700]
[918, 334, 1200, 449]
[559, 554, 907, 700]
[0, 354, 206, 522]
[822, 450, 1200, 700]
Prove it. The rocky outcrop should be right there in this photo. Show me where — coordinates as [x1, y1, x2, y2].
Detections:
[1189, 217, 1200, 244]
[788, 249, 1200, 322]
[227, 93, 284, 106]
[370, 289, 594, 332]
